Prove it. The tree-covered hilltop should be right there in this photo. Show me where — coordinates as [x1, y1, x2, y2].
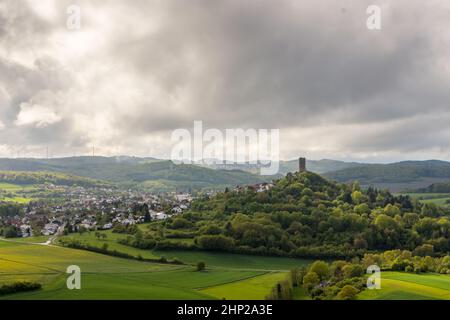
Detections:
[131, 171, 450, 258]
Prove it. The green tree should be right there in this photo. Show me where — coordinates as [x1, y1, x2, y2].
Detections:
[302, 271, 320, 291]
[196, 261, 206, 271]
[336, 285, 359, 300]
[351, 191, 362, 204]
[309, 261, 330, 280]
[413, 244, 434, 257]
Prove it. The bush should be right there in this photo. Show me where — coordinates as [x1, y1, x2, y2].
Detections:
[0, 282, 42, 296]
[112, 224, 138, 235]
[309, 261, 330, 280]
[266, 277, 293, 300]
[170, 217, 193, 229]
[336, 285, 359, 300]
[195, 235, 235, 251]
[342, 264, 364, 278]
[196, 261, 206, 271]
[303, 271, 320, 292]
[413, 244, 434, 257]
[2, 226, 18, 238]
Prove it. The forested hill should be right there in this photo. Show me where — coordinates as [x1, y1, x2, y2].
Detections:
[0, 158, 274, 192]
[324, 160, 450, 192]
[0, 171, 109, 188]
[162, 171, 450, 258]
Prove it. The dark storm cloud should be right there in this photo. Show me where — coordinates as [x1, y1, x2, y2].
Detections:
[0, 0, 449, 160]
[107, 0, 443, 131]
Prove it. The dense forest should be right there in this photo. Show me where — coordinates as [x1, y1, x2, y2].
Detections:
[122, 171, 450, 259]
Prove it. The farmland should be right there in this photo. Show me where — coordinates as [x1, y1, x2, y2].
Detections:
[0, 240, 310, 299]
[0, 183, 35, 204]
[400, 192, 450, 208]
[358, 272, 450, 300]
[57, 228, 314, 269]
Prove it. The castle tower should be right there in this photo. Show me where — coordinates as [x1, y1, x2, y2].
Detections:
[299, 157, 306, 172]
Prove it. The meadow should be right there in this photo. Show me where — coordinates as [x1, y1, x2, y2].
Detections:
[358, 272, 450, 300]
[4, 237, 450, 300]
[0, 182, 35, 203]
[58, 229, 313, 269]
[401, 192, 450, 207]
[0, 240, 309, 299]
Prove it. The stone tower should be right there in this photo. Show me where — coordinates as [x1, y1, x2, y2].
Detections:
[299, 157, 306, 172]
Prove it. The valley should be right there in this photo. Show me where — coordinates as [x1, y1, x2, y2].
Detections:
[2, 157, 450, 300]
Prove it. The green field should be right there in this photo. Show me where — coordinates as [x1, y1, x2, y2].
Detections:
[400, 192, 450, 207]
[0, 183, 35, 203]
[0, 183, 35, 191]
[0, 240, 311, 299]
[201, 272, 287, 299]
[6, 236, 52, 244]
[358, 272, 450, 300]
[59, 230, 313, 270]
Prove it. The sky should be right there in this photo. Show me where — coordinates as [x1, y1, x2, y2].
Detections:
[1, 0, 450, 162]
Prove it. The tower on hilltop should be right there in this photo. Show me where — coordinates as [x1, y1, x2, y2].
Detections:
[299, 157, 306, 172]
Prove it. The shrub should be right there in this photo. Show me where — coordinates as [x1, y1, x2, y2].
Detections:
[170, 217, 193, 229]
[195, 235, 235, 251]
[309, 260, 330, 280]
[342, 264, 364, 278]
[336, 285, 359, 300]
[0, 282, 42, 296]
[303, 271, 320, 292]
[413, 244, 434, 257]
[196, 261, 206, 271]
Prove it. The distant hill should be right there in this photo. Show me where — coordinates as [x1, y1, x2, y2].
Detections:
[324, 160, 450, 192]
[3, 157, 450, 193]
[0, 171, 109, 188]
[197, 158, 362, 174]
[279, 159, 362, 174]
[0, 157, 275, 192]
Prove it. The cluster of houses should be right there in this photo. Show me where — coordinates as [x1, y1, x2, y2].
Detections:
[1, 186, 194, 238]
[234, 182, 275, 193]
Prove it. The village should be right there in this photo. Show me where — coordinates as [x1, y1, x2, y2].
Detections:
[0, 184, 194, 238]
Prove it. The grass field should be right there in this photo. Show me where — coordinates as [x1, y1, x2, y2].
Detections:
[0, 183, 35, 191]
[400, 192, 450, 208]
[5, 238, 450, 300]
[0, 183, 35, 203]
[10, 236, 52, 243]
[58, 230, 161, 260]
[200, 272, 287, 299]
[0, 240, 310, 299]
[59, 230, 313, 270]
[358, 272, 450, 300]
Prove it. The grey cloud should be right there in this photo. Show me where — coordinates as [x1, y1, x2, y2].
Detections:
[0, 0, 449, 160]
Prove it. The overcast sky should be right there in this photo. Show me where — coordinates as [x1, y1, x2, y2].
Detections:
[1, 0, 450, 162]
